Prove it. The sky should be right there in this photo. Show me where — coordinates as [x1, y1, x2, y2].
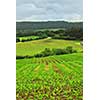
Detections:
[16, 0, 83, 21]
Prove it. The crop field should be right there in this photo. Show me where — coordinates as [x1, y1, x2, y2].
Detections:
[16, 53, 83, 100]
[16, 38, 82, 56]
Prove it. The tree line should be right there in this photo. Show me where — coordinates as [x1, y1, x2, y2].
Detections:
[16, 27, 83, 42]
[16, 21, 83, 41]
[16, 21, 82, 30]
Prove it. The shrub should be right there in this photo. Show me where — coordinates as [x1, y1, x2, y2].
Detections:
[52, 48, 67, 55]
[41, 48, 53, 57]
[16, 56, 25, 59]
[16, 38, 20, 42]
[34, 46, 77, 58]
[66, 46, 73, 53]
[34, 53, 43, 57]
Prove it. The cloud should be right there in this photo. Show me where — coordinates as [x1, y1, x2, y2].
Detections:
[16, 0, 83, 21]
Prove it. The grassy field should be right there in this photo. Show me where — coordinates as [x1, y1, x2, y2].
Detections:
[16, 38, 82, 56]
[18, 36, 39, 41]
[16, 53, 83, 100]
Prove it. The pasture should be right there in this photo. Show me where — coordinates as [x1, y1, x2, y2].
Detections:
[16, 38, 82, 56]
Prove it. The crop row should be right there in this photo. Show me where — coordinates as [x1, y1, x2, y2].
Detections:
[16, 53, 83, 100]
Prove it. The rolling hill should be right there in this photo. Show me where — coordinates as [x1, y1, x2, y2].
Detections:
[16, 21, 83, 30]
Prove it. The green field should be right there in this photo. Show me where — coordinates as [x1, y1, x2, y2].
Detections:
[16, 38, 82, 56]
[16, 53, 83, 100]
[16, 36, 83, 99]
[18, 36, 39, 41]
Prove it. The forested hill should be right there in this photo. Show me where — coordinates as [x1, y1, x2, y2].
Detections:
[16, 21, 83, 30]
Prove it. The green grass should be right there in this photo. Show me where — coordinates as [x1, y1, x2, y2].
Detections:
[17, 36, 39, 41]
[16, 53, 83, 100]
[16, 38, 82, 56]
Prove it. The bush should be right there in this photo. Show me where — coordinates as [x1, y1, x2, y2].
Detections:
[52, 48, 67, 55]
[34, 53, 43, 57]
[16, 55, 33, 59]
[43, 48, 53, 55]
[21, 38, 33, 42]
[16, 56, 25, 59]
[66, 46, 73, 53]
[34, 46, 77, 58]
[16, 38, 20, 42]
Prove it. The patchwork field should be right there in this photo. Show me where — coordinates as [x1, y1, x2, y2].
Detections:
[16, 53, 83, 100]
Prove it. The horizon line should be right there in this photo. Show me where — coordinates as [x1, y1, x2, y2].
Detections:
[16, 19, 83, 22]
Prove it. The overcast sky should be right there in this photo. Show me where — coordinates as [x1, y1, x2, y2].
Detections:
[16, 0, 83, 21]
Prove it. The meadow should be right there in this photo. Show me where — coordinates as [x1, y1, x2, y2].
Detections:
[16, 38, 82, 56]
